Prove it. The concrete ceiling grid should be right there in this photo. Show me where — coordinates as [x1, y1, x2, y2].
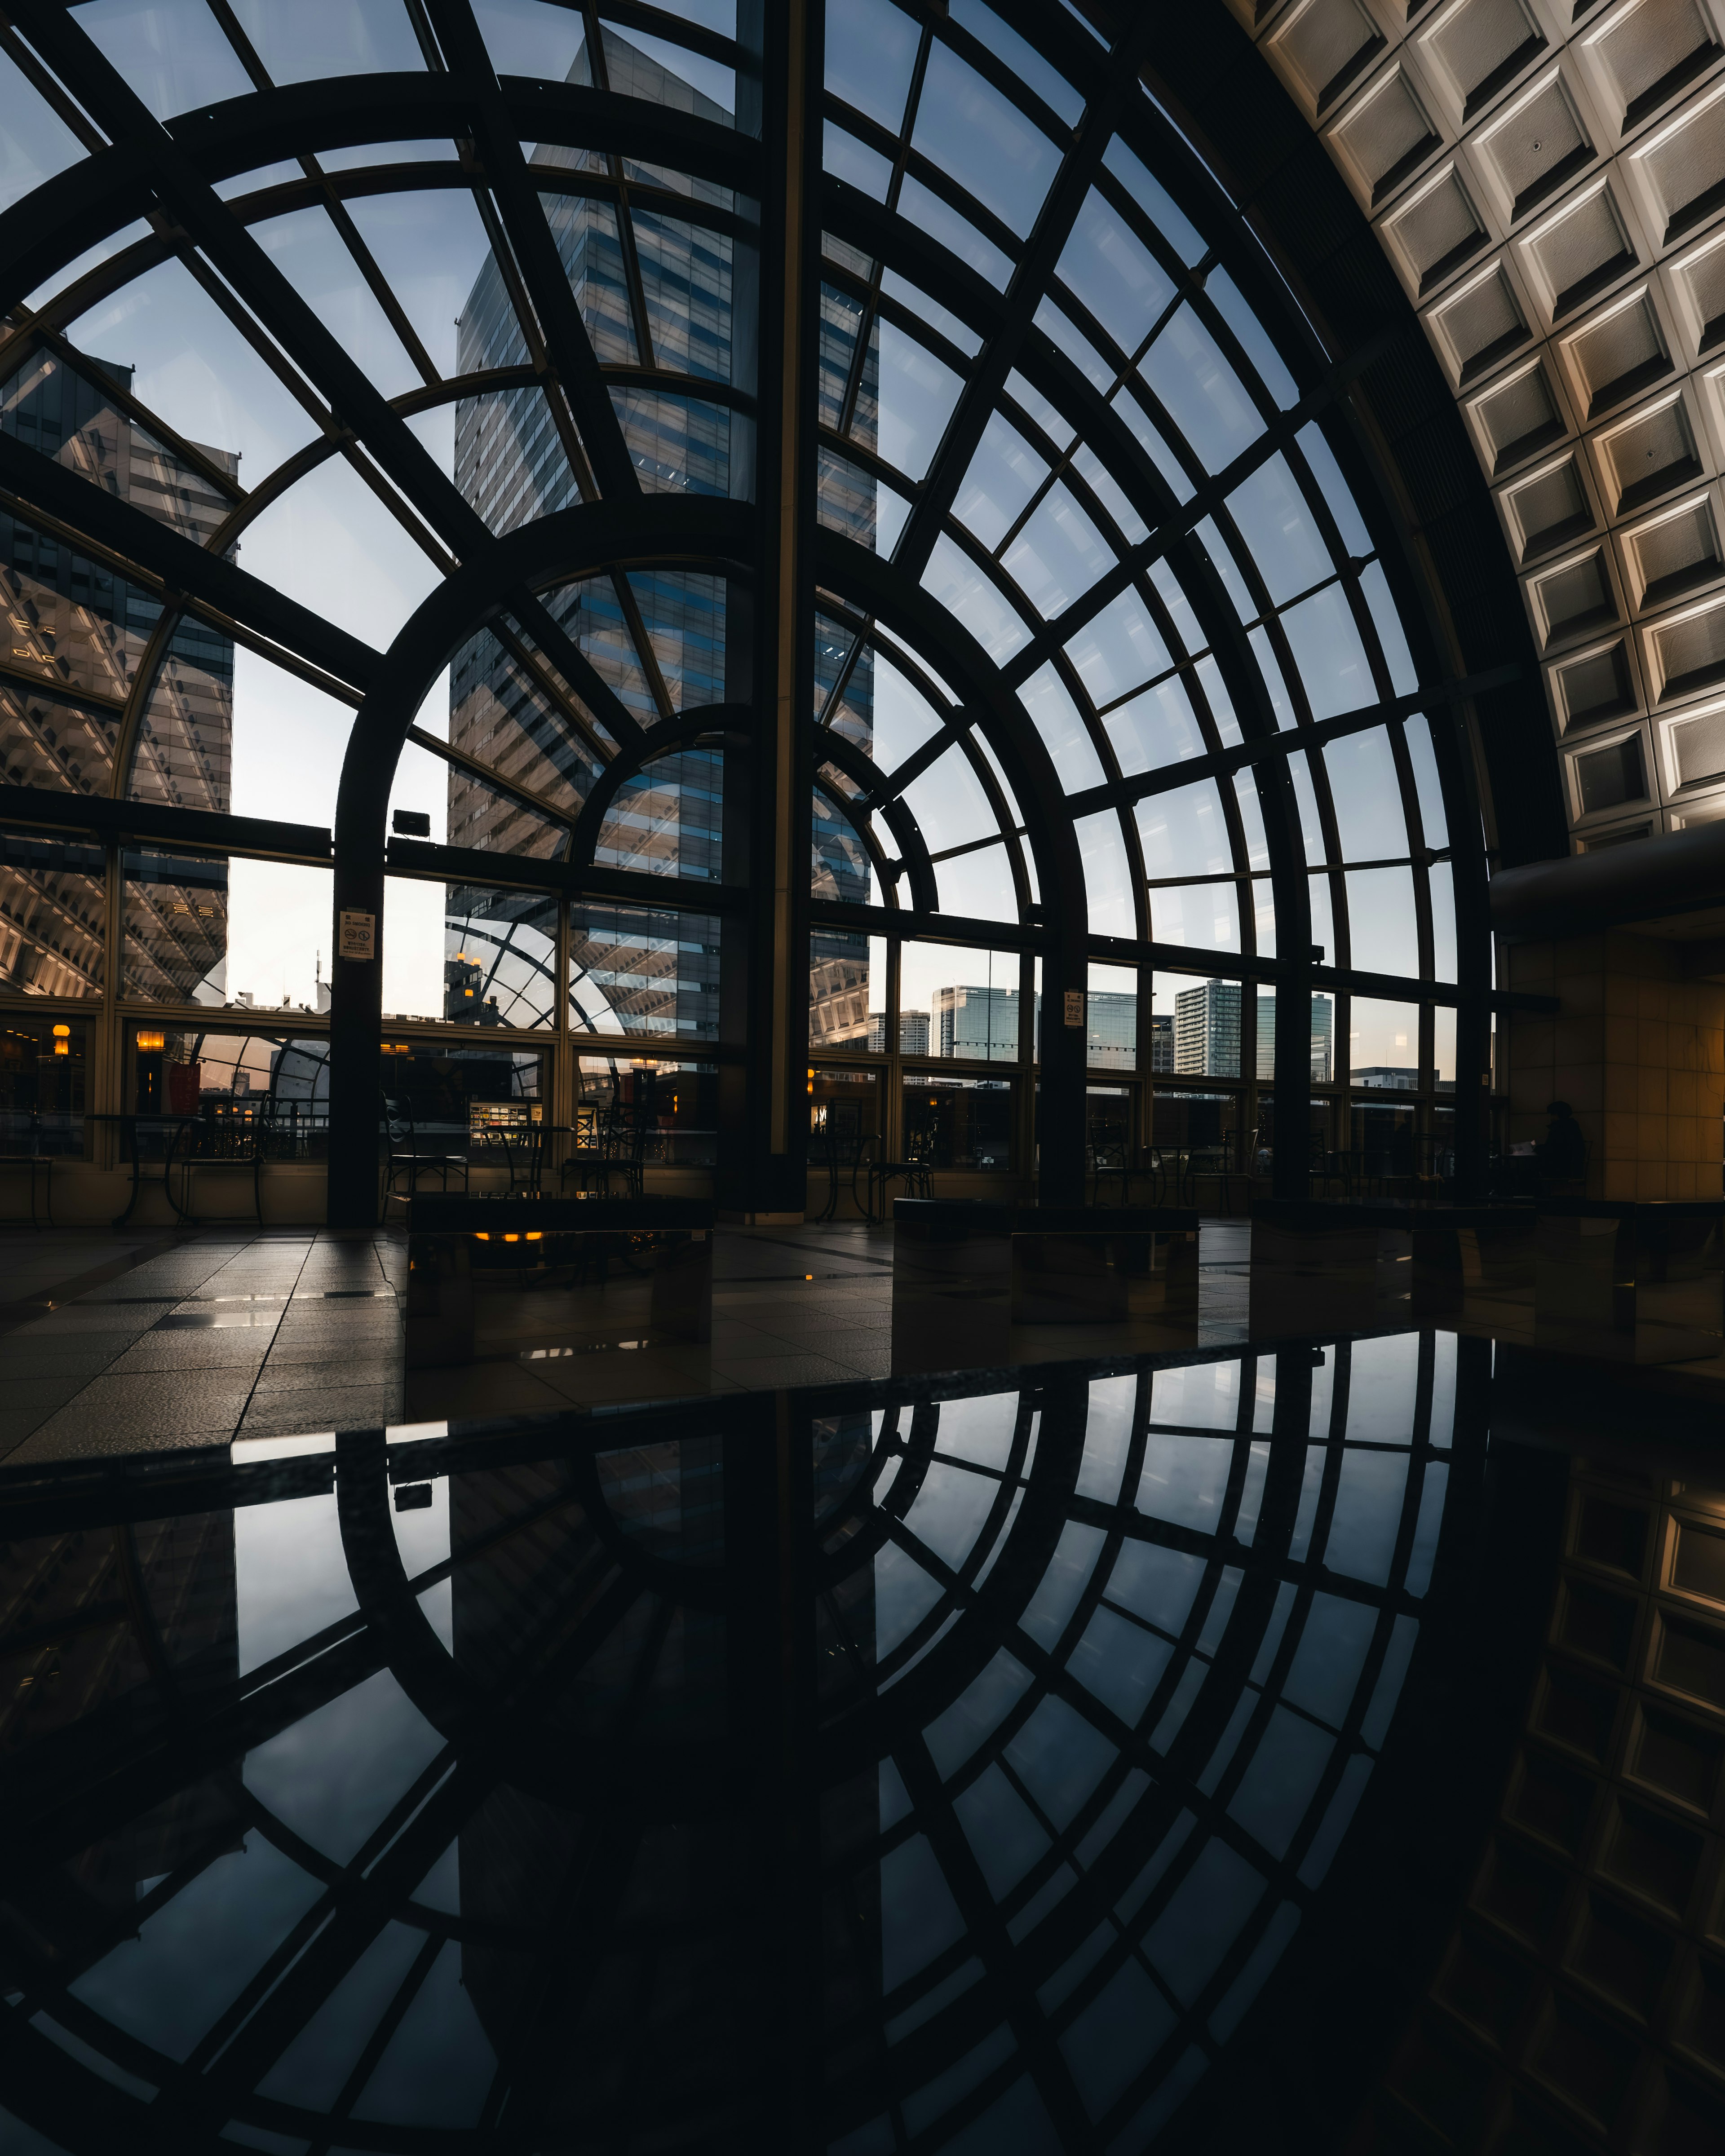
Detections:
[1229, 0, 1725, 854]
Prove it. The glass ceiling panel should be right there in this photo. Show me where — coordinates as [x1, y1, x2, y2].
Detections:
[824, 0, 920, 129]
[873, 325, 964, 482]
[913, 40, 1060, 239]
[1057, 192, 1178, 360]
[473, 0, 587, 79]
[342, 191, 499, 382]
[0, 49, 86, 216]
[252, 208, 425, 401]
[901, 742, 1000, 857]
[1105, 677, 1208, 776]
[896, 176, 1015, 286]
[1279, 585, 1374, 722]
[1001, 482, 1113, 619]
[1224, 455, 1335, 610]
[954, 414, 1048, 552]
[1102, 138, 1207, 268]
[78, 0, 254, 119]
[227, 0, 428, 82]
[1136, 778, 1234, 881]
[950, 0, 1084, 128]
[1065, 588, 1174, 707]
[1139, 306, 1264, 476]
[1018, 661, 1106, 792]
[920, 536, 1032, 667]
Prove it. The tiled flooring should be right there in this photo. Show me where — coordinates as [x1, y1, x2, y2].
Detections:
[0, 1214, 1254, 1467]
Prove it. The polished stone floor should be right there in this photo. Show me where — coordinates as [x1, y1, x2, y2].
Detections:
[0, 1221, 1252, 1463]
[1, 1333, 1721, 2154]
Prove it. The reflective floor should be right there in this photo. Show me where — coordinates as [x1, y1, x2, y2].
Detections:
[3, 1332, 1723, 2152]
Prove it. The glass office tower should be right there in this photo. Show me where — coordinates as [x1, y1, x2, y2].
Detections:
[1, 349, 235, 1006]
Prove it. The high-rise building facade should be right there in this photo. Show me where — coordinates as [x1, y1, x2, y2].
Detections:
[936, 983, 1019, 1060]
[1311, 994, 1334, 1085]
[1172, 981, 1277, 1079]
[1, 350, 235, 1006]
[867, 1010, 929, 1055]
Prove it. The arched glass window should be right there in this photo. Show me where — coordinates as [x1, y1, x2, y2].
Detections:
[0, 1, 1498, 1211]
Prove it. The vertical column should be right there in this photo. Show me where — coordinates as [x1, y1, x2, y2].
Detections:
[728, 0, 821, 1220]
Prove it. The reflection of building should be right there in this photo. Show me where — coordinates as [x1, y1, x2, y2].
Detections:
[936, 984, 1018, 1060]
[0, 1511, 239, 1920]
[445, 952, 504, 1026]
[868, 1010, 929, 1054]
[1, 350, 236, 1001]
[1311, 994, 1334, 1083]
[1173, 981, 1276, 1078]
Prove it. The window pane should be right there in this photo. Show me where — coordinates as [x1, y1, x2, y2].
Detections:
[1065, 588, 1172, 705]
[901, 942, 1022, 1062]
[955, 413, 1048, 550]
[1225, 456, 1331, 608]
[570, 903, 720, 1040]
[811, 925, 872, 1049]
[0, 828, 105, 998]
[1279, 585, 1372, 723]
[903, 1071, 1015, 1168]
[1150, 883, 1240, 955]
[1349, 999, 1420, 1087]
[123, 848, 228, 1005]
[1018, 663, 1106, 791]
[1322, 731, 1408, 861]
[385, 880, 557, 1031]
[877, 325, 964, 481]
[1140, 308, 1261, 475]
[1088, 964, 1138, 1072]
[578, 1055, 718, 1167]
[1075, 810, 1136, 937]
[937, 843, 1019, 922]
[1057, 190, 1176, 356]
[920, 537, 1031, 666]
[902, 743, 999, 856]
[1136, 779, 1232, 880]
[825, 0, 920, 130]
[1104, 678, 1206, 776]
[0, 1011, 90, 1148]
[1344, 867, 1419, 978]
[913, 41, 1060, 238]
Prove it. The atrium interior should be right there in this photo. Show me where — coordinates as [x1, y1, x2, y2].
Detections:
[3, 3, 1725, 2152]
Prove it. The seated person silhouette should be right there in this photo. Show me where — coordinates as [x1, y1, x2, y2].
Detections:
[1537, 1100, 1587, 1191]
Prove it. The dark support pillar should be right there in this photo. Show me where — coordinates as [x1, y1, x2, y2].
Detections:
[729, 0, 820, 1220]
[1037, 912, 1088, 1208]
[327, 764, 390, 1230]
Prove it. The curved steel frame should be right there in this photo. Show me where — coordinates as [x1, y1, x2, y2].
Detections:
[0, 0, 1558, 1223]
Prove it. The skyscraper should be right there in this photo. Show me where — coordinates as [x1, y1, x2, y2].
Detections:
[451, 29, 877, 1053]
[1172, 981, 1277, 1079]
[1, 348, 236, 1003]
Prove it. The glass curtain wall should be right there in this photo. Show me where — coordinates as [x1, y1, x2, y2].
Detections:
[0, 0, 1488, 1203]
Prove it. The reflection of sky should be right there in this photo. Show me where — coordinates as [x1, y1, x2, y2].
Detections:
[16, 1334, 1463, 2146]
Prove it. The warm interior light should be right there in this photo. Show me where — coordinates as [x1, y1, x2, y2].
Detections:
[503, 1232, 520, 1242]
[524, 1230, 543, 1241]
[51, 1023, 69, 1036]
[473, 1232, 490, 1241]
[136, 1029, 165, 1051]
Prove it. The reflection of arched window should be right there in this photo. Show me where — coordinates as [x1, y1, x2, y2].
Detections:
[1, 1335, 1476, 2149]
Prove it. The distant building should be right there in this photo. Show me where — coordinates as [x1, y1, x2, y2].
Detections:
[1149, 1012, 1173, 1072]
[1311, 994, 1334, 1083]
[867, 1010, 929, 1054]
[1172, 981, 1276, 1078]
[1353, 1066, 1420, 1091]
[1085, 990, 1136, 1069]
[936, 984, 1018, 1060]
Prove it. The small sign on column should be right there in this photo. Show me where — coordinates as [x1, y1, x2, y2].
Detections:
[1064, 990, 1085, 1028]
[339, 909, 376, 961]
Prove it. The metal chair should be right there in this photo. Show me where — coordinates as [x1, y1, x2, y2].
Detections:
[381, 1096, 469, 1214]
